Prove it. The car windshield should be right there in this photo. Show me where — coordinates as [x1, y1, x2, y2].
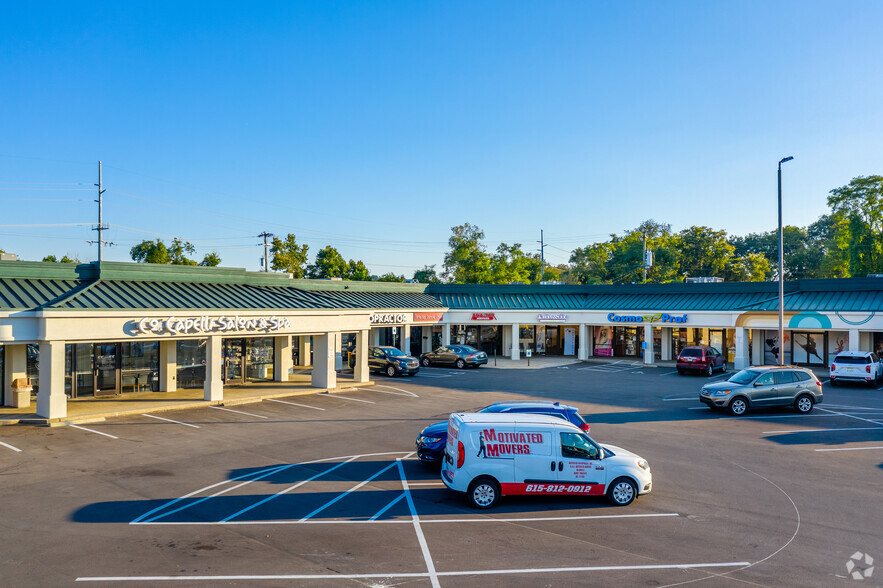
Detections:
[728, 369, 761, 385]
[384, 348, 407, 357]
[834, 356, 869, 364]
[680, 349, 702, 357]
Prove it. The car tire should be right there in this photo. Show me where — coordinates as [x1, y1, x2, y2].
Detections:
[677, 368, 685, 375]
[729, 397, 749, 416]
[830, 379, 838, 387]
[386, 365, 397, 377]
[421, 357, 431, 367]
[794, 394, 814, 414]
[606, 477, 637, 506]
[456, 359, 466, 369]
[705, 364, 713, 377]
[467, 477, 500, 509]
[720, 362, 727, 373]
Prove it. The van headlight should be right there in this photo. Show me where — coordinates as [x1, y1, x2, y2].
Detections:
[636, 458, 650, 471]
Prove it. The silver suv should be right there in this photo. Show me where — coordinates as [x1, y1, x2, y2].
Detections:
[699, 366, 823, 416]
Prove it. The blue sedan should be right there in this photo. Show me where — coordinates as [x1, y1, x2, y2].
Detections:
[415, 401, 590, 463]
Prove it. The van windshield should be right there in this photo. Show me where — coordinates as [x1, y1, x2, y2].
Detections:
[728, 369, 761, 385]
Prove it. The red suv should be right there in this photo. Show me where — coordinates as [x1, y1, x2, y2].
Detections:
[677, 346, 727, 376]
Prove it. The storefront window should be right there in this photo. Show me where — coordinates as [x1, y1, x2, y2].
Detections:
[342, 332, 357, 369]
[177, 339, 206, 389]
[247, 337, 274, 382]
[0, 344, 4, 403]
[594, 326, 613, 357]
[27, 343, 39, 395]
[121, 342, 159, 392]
[519, 326, 535, 353]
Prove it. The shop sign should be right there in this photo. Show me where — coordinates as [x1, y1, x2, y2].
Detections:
[370, 313, 408, 325]
[537, 313, 567, 322]
[472, 313, 496, 321]
[138, 315, 292, 335]
[413, 312, 444, 322]
[607, 313, 687, 324]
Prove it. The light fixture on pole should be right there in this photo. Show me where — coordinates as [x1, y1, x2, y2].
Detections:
[777, 156, 794, 366]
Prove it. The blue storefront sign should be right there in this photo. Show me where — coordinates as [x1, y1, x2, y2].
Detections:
[607, 313, 688, 324]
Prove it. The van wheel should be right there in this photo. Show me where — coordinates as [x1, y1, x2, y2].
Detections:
[729, 397, 749, 416]
[794, 394, 814, 414]
[467, 477, 500, 509]
[386, 365, 397, 377]
[421, 357, 431, 367]
[606, 477, 637, 506]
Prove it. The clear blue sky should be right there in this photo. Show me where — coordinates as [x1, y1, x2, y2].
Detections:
[2, 1, 881, 275]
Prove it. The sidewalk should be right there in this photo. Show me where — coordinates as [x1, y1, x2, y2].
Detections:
[0, 372, 371, 427]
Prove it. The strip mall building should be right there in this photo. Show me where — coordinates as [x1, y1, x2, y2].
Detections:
[2, 261, 882, 419]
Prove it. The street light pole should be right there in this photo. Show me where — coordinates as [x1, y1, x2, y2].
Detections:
[777, 156, 794, 366]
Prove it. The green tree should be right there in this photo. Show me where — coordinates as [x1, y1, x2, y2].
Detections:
[723, 252, 771, 282]
[828, 175, 883, 276]
[270, 233, 309, 277]
[568, 242, 612, 284]
[677, 226, 734, 278]
[199, 252, 221, 267]
[130, 239, 170, 264]
[377, 272, 406, 282]
[413, 264, 441, 283]
[130, 238, 219, 266]
[307, 246, 348, 278]
[443, 223, 491, 283]
[489, 243, 542, 284]
[345, 260, 370, 281]
[42, 255, 79, 263]
[808, 213, 850, 278]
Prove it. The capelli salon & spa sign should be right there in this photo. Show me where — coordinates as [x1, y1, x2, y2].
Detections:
[137, 315, 292, 335]
[607, 313, 688, 324]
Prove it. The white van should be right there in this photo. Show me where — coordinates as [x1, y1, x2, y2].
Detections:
[442, 413, 652, 509]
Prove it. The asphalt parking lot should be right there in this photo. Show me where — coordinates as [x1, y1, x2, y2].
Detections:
[1, 362, 881, 587]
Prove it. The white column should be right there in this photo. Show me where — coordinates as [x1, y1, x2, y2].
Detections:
[510, 324, 520, 360]
[733, 327, 748, 370]
[442, 324, 451, 346]
[400, 324, 411, 354]
[860, 331, 871, 351]
[354, 329, 370, 383]
[274, 335, 291, 382]
[36, 341, 66, 419]
[298, 336, 312, 367]
[848, 329, 860, 352]
[661, 328, 672, 361]
[159, 340, 176, 392]
[204, 336, 223, 401]
[311, 332, 337, 389]
[422, 326, 434, 353]
[751, 330, 764, 366]
[577, 324, 589, 360]
[3, 344, 28, 407]
[643, 323, 654, 364]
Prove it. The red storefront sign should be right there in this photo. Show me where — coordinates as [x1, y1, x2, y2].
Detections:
[413, 312, 443, 322]
[471, 313, 496, 321]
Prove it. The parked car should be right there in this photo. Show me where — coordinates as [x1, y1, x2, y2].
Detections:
[420, 345, 488, 369]
[443, 413, 651, 508]
[830, 351, 883, 387]
[677, 346, 727, 376]
[699, 365, 823, 415]
[368, 346, 420, 377]
[416, 401, 590, 463]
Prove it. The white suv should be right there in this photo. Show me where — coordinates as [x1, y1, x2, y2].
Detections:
[830, 351, 883, 387]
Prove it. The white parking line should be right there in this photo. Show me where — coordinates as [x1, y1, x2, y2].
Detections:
[266, 398, 325, 410]
[142, 414, 200, 428]
[825, 404, 883, 411]
[329, 395, 375, 404]
[209, 406, 268, 418]
[396, 457, 440, 588]
[0, 440, 22, 452]
[222, 457, 359, 522]
[68, 424, 119, 439]
[817, 407, 883, 426]
[407, 482, 446, 486]
[354, 386, 418, 398]
[764, 426, 883, 434]
[815, 446, 883, 452]
[75, 561, 751, 582]
[719, 414, 839, 420]
[133, 512, 683, 525]
[663, 397, 696, 401]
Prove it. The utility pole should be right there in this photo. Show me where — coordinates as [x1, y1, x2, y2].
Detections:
[537, 229, 546, 281]
[90, 161, 112, 263]
[258, 231, 274, 272]
[642, 232, 647, 283]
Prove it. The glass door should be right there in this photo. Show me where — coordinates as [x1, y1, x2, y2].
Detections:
[94, 343, 119, 396]
[74, 344, 95, 397]
[224, 339, 245, 384]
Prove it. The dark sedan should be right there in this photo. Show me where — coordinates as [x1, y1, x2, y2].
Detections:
[415, 401, 590, 463]
[369, 346, 420, 377]
[420, 344, 488, 369]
